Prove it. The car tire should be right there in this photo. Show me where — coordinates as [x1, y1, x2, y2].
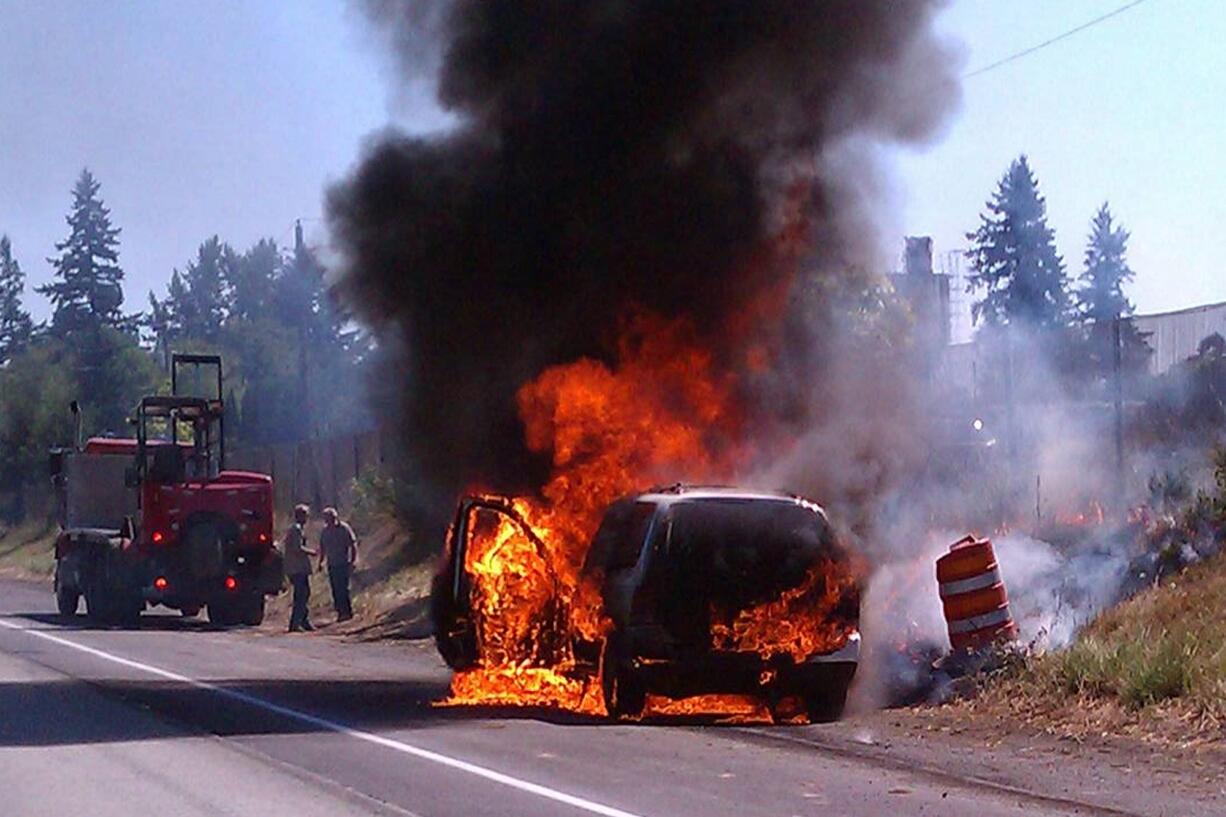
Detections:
[600, 638, 646, 720]
[803, 675, 852, 723]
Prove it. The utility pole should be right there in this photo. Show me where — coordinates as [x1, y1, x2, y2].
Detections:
[1113, 317, 1125, 509]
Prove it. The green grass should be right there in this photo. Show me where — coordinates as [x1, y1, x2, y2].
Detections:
[0, 519, 58, 579]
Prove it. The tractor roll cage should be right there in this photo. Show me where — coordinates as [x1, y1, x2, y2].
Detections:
[134, 395, 226, 482]
[133, 353, 227, 484]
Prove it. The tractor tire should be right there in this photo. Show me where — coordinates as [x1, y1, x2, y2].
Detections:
[206, 599, 240, 627]
[84, 585, 141, 627]
[238, 594, 265, 626]
[55, 576, 80, 618]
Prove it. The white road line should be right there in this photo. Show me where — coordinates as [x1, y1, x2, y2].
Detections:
[0, 617, 645, 817]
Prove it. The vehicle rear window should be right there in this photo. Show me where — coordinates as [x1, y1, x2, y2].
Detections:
[667, 499, 832, 608]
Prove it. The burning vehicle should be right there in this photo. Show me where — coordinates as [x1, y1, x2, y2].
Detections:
[434, 486, 861, 721]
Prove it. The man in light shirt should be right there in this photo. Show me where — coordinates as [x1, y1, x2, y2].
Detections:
[282, 503, 316, 632]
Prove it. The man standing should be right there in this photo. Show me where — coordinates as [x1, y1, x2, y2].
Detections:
[319, 506, 358, 622]
[282, 504, 316, 632]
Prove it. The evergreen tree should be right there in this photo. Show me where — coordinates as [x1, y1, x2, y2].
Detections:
[966, 156, 1069, 331]
[38, 169, 128, 334]
[1077, 203, 1134, 322]
[173, 236, 234, 340]
[1076, 203, 1150, 375]
[229, 238, 280, 323]
[0, 235, 34, 363]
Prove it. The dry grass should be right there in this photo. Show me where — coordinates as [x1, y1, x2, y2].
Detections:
[962, 552, 1226, 746]
[0, 519, 57, 579]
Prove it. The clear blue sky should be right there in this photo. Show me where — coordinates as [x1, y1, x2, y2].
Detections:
[898, 0, 1226, 323]
[1, 1, 1222, 324]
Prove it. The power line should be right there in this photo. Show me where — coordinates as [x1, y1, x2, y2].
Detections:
[965, 0, 1155, 79]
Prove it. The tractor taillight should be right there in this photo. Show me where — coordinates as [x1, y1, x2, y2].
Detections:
[151, 531, 165, 544]
[224, 576, 238, 591]
[257, 532, 269, 544]
[154, 576, 168, 591]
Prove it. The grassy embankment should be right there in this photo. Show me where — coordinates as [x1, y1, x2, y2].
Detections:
[0, 519, 57, 580]
[962, 552, 1226, 745]
[262, 514, 436, 638]
[262, 475, 437, 638]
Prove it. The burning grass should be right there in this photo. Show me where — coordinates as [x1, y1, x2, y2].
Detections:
[957, 551, 1226, 743]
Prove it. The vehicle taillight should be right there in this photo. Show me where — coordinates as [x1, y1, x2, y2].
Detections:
[224, 576, 238, 591]
[257, 532, 269, 544]
[151, 531, 165, 544]
[154, 576, 169, 591]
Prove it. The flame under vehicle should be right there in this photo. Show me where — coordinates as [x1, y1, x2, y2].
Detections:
[50, 354, 281, 626]
[436, 486, 862, 721]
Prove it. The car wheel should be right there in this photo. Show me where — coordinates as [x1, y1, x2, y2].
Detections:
[803, 675, 852, 723]
[600, 638, 646, 720]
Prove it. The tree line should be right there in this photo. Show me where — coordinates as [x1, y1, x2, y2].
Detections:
[0, 169, 371, 520]
[964, 154, 1223, 435]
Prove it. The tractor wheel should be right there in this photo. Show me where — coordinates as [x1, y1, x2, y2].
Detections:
[238, 594, 265, 626]
[84, 584, 141, 627]
[55, 573, 80, 618]
[206, 599, 240, 627]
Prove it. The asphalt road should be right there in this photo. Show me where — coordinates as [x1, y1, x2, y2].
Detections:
[0, 579, 1168, 817]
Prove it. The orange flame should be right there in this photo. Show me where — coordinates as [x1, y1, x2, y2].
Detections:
[710, 561, 859, 663]
[442, 188, 860, 720]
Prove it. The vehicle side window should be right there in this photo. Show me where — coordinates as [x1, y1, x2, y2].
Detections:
[587, 501, 656, 571]
[608, 502, 655, 569]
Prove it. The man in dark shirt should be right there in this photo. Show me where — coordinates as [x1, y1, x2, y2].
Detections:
[318, 507, 358, 622]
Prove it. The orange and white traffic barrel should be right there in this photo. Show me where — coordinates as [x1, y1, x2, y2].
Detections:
[936, 535, 1017, 651]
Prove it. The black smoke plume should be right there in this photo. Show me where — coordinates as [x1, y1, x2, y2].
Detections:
[328, 1, 960, 541]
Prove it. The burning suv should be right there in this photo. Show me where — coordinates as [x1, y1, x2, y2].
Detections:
[434, 486, 862, 721]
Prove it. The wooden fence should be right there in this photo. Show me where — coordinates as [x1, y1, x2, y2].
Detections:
[229, 428, 390, 513]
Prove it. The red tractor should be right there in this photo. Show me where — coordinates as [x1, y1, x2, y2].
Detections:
[50, 354, 282, 626]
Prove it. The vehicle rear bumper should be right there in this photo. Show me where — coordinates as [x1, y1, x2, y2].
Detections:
[630, 631, 860, 698]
